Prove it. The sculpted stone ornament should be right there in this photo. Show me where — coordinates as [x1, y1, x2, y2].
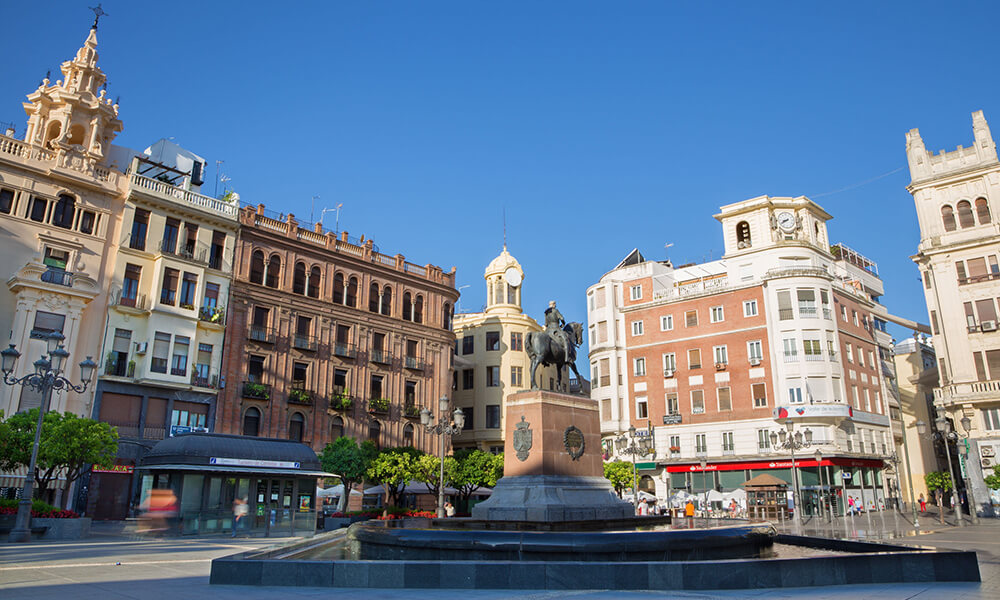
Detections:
[526, 301, 585, 393]
[564, 426, 585, 460]
[513, 416, 532, 461]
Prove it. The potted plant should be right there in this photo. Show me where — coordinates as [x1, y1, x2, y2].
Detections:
[127, 360, 136, 378]
[404, 405, 422, 418]
[368, 397, 390, 413]
[669, 445, 681, 453]
[330, 390, 352, 411]
[289, 388, 311, 404]
[243, 382, 269, 400]
[179, 302, 195, 310]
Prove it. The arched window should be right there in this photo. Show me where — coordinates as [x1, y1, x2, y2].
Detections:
[736, 221, 751, 248]
[403, 423, 414, 447]
[976, 197, 991, 224]
[265, 255, 281, 288]
[333, 273, 345, 304]
[369, 283, 380, 312]
[486, 280, 493, 307]
[250, 250, 265, 284]
[293, 262, 307, 295]
[346, 276, 358, 307]
[44, 121, 61, 148]
[381, 286, 392, 316]
[243, 407, 261, 437]
[368, 420, 381, 449]
[52, 194, 75, 229]
[414, 295, 423, 324]
[330, 416, 344, 441]
[289, 412, 305, 442]
[67, 124, 86, 146]
[957, 200, 975, 228]
[402, 292, 412, 321]
[442, 302, 452, 330]
[308, 266, 321, 298]
[494, 279, 504, 306]
[941, 205, 957, 232]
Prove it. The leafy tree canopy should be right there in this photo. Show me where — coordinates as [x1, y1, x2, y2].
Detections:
[984, 465, 1000, 490]
[366, 447, 421, 508]
[319, 437, 377, 511]
[603, 460, 634, 497]
[452, 450, 503, 501]
[924, 471, 953, 493]
[412, 454, 459, 499]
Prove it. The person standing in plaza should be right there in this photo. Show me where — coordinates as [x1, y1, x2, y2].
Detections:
[232, 497, 248, 537]
[919, 493, 926, 513]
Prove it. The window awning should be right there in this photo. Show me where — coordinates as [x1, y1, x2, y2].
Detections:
[137, 463, 333, 478]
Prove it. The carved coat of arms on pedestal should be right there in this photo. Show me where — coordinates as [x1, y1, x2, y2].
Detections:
[513, 416, 532, 461]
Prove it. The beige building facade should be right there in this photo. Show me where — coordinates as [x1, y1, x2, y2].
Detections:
[890, 336, 941, 505]
[451, 247, 559, 453]
[906, 110, 1000, 515]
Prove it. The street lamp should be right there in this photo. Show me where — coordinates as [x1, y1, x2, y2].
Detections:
[955, 415, 980, 525]
[769, 422, 812, 526]
[420, 395, 464, 518]
[915, 416, 964, 527]
[2, 335, 96, 543]
[615, 425, 655, 515]
[814, 448, 832, 523]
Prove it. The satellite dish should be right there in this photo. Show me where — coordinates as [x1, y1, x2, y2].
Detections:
[503, 267, 522, 287]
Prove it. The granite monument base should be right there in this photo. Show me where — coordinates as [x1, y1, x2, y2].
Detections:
[472, 474, 633, 521]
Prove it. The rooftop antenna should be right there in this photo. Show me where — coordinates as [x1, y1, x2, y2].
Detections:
[503, 207, 507, 250]
[89, 4, 108, 29]
[311, 195, 320, 223]
[663, 242, 673, 262]
[214, 160, 224, 197]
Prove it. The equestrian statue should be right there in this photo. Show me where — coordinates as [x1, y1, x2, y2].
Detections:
[526, 301, 584, 393]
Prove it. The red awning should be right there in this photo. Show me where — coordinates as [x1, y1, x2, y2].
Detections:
[665, 457, 885, 473]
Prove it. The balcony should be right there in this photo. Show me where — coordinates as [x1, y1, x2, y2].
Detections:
[248, 325, 276, 344]
[370, 349, 391, 365]
[103, 358, 135, 378]
[783, 352, 798, 363]
[198, 305, 225, 326]
[404, 356, 424, 371]
[329, 391, 353, 411]
[242, 381, 270, 400]
[191, 370, 218, 389]
[292, 334, 318, 351]
[170, 367, 187, 377]
[333, 342, 356, 358]
[723, 448, 735, 456]
[404, 404, 422, 419]
[128, 171, 239, 220]
[368, 397, 390, 414]
[41, 268, 73, 287]
[957, 272, 1000, 286]
[288, 385, 313, 406]
[778, 308, 794, 320]
[804, 353, 825, 362]
[158, 239, 209, 265]
[935, 379, 1000, 404]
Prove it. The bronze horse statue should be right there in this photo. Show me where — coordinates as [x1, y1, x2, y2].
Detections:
[526, 322, 584, 392]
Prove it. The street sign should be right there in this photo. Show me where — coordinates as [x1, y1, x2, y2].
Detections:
[662, 414, 682, 425]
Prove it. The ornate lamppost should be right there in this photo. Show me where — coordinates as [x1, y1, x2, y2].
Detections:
[1, 333, 97, 543]
[915, 414, 965, 527]
[814, 448, 833, 523]
[419, 395, 464, 518]
[615, 425, 655, 514]
[769, 422, 812, 526]
[955, 415, 981, 524]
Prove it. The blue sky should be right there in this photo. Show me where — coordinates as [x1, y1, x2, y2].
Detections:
[3, 2, 999, 367]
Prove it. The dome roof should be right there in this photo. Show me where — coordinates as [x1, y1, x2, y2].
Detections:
[140, 432, 321, 470]
[485, 246, 523, 277]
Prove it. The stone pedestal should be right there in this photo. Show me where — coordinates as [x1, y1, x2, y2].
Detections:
[471, 390, 632, 521]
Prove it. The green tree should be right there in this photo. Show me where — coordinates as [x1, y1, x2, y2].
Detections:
[452, 449, 504, 505]
[319, 437, 377, 512]
[366, 447, 422, 511]
[924, 471, 953, 493]
[0, 410, 118, 506]
[984, 465, 1000, 490]
[412, 453, 459, 501]
[603, 460, 634, 498]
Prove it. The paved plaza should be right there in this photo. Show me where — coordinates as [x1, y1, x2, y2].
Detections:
[1, 514, 998, 599]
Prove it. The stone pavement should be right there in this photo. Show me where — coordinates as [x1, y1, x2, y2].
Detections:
[0, 515, 998, 599]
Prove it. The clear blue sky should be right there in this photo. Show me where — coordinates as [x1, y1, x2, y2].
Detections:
[4, 2, 999, 368]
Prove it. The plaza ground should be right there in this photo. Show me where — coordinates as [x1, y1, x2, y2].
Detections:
[1, 513, 998, 599]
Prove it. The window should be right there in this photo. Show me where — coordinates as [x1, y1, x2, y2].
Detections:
[633, 357, 646, 376]
[957, 200, 975, 228]
[841, 304, 848, 321]
[368, 420, 381, 448]
[243, 407, 260, 437]
[486, 405, 501, 429]
[736, 220, 752, 247]
[942, 205, 957, 231]
[121, 264, 141, 305]
[984, 408, 1000, 431]
[28, 196, 47, 222]
[852, 310, 859, 327]
[663, 353, 676, 372]
[402, 292, 412, 320]
[404, 381, 417, 408]
[743, 300, 758, 317]
[331, 416, 344, 441]
[265, 255, 281, 288]
[788, 384, 803, 404]
[179, 272, 197, 308]
[820, 290, 831, 319]
[129, 209, 149, 251]
[369, 374, 384, 402]
[688, 348, 701, 369]
[52, 195, 75, 229]
[209, 230, 226, 270]
[722, 431, 735, 452]
[863, 388, 871, 411]
[803, 339, 822, 361]
[851, 386, 860, 408]
[685, 310, 698, 327]
[747, 341, 763, 362]
[846, 344, 854, 363]
[250, 306, 270, 339]
[381, 285, 392, 316]
[710, 306, 724, 323]
[511, 366, 523, 387]
[717, 387, 732, 411]
[30, 311, 65, 339]
[660, 315, 673, 331]
[630, 285, 642, 300]
[713, 345, 728, 365]
[171, 336, 189, 376]
[346, 276, 358, 307]
[151, 332, 170, 373]
[783, 338, 797, 361]
[691, 390, 705, 414]
[636, 396, 648, 419]
[249, 250, 265, 284]
[462, 369, 474, 389]
[976, 197, 991, 224]
[160, 268, 178, 305]
[669, 435, 681, 456]
[868, 350, 876, 369]
[797, 290, 817, 317]
[695, 433, 707, 454]
[752, 383, 767, 408]
[162, 218, 179, 254]
[757, 429, 771, 452]
[666, 392, 679, 415]
[462, 336, 474, 355]
[293, 262, 306, 295]
[486, 366, 500, 387]
[510, 332, 523, 351]
[107, 328, 131, 376]
[600, 357, 611, 387]
[289, 412, 305, 442]
[486, 331, 501, 351]
[203, 282, 220, 309]
[248, 355, 265, 382]
[777, 291, 793, 320]
[462, 407, 474, 431]
[194, 343, 212, 385]
[0, 188, 13, 214]
[333, 368, 348, 393]
[631, 320, 644, 336]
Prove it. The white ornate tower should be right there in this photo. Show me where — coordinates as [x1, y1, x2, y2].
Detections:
[483, 245, 524, 315]
[21, 23, 123, 175]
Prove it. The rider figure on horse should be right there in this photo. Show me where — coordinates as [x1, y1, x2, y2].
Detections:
[544, 301, 571, 363]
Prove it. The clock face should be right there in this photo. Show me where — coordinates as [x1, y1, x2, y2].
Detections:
[777, 211, 796, 232]
[504, 267, 522, 287]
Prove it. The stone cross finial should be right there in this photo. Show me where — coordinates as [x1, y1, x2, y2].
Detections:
[89, 4, 108, 29]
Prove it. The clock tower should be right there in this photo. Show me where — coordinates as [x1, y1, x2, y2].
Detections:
[715, 195, 833, 259]
[484, 245, 524, 315]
